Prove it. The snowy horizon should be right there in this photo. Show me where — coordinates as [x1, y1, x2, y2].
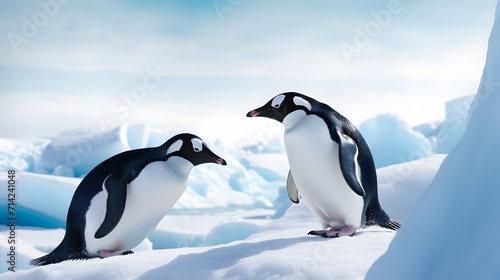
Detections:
[1, 0, 497, 144]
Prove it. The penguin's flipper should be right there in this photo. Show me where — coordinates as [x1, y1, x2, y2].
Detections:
[336, 131, 366, 196]
[287, 170, 300, 204]
[94, 173, 129, 239]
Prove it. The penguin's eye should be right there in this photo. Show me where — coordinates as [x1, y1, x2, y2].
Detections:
[271, 95, 285, 109]
[191, 138, 203, 153]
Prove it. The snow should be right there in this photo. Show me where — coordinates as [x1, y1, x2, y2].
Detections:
[366, 1, 500, 279]
[433, 95, 475, 154]
[359, 114, 433, 168]
[0, 172, 80, 228]
[359, 94, 474, 169]
[376, 154, 446, 224]
[39, 125, 130, 178]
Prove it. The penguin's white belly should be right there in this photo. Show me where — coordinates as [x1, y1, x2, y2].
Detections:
[284, 113, 364, 230]
[84, 157, 192, 254]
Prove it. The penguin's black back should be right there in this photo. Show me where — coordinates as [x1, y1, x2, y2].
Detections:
[31, 144, 170, 266]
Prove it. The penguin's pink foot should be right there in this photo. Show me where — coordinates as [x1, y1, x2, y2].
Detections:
[308, 225, 356, 238]
[98, 250, 134, 258]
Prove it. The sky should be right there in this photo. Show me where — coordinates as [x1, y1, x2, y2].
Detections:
[0, 0, 497, 146]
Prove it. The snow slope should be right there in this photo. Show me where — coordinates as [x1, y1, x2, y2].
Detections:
[0, 205, 399, 280]
[366, 1, 500, 279]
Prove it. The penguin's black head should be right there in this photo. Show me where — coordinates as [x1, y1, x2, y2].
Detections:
[246, 92, 313, 123]
[163, 133, 227, 166]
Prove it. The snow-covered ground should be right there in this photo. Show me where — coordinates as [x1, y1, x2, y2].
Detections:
[0, 151, 445, 279]
[0, 204, 396, 280]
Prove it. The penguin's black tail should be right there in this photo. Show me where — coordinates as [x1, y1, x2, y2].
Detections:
[364, 203, 401, 231]
[30, 252, 62, 266]
[30, 242, 93, 266]
[383, 219, 401, 231]
[364, 217, 401, 231]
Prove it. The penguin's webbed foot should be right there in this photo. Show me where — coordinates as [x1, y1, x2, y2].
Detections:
[98, 250, 134, 258]
[308, 229, 329, 236]
[308, 226, 356, 238]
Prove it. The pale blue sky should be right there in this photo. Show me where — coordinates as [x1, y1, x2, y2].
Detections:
[0, 0, 497, 144]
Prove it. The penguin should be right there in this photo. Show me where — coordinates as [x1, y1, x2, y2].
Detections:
[31, 133, 226, 266]
[247, 92, 400, 237]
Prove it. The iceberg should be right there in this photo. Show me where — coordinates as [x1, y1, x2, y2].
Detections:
[367, 1, 500, 278]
